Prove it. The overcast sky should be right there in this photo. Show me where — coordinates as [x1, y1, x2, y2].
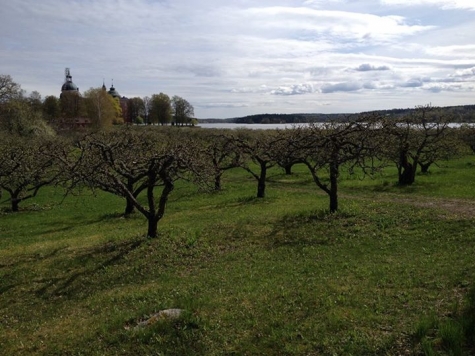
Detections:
[1, 0, 474, 118]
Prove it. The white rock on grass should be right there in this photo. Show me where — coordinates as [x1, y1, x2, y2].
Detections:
[129, 309, 185, 330]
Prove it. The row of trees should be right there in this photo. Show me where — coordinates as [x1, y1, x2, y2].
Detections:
[129, 94, 195, 126]
[53, 91, 196, 127]
[1, 105, 474, 237]
[57, 89, 195, 127]
[55, 90, 195, 127]
[198, 107, 466, 212]
[0, 74, 195, 132]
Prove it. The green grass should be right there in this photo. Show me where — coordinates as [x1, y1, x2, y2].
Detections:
[412, 278, 475, 355]
[1, 156, 475, 355]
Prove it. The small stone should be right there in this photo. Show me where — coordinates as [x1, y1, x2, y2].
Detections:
[129, 308, 185, 330]
[158, 308, 184, 319]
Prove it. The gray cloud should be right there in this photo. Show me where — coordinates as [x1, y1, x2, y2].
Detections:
[363, 82, 376, 89]
[400, 79, 424, 88]
[425, 84, 464, 93]
[321, 82, 362, 93]
[355, 63, 391, 71]
[175, 65, 222, 78]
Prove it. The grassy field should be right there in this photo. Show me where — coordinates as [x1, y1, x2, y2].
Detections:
[1, 156, 475, 355]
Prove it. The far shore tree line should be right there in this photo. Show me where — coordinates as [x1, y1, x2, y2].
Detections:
[1, 73, 475, 237]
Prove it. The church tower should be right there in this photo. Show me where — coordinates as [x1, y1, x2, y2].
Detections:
[61, 68, 79, 96]
[107, 80, 121, 98]
[60, 68, 84, 122]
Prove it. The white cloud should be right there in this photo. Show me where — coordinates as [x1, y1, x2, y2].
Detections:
[231, 85, 270, 94]
[271, 83, 315, 96]
[425, 45, 475, 58]
[450, 67, 475, 78]
[198, 102, 250, 109]
[303, 0, 345, 7]
[381, 0, 475, 10]
[240, 6, 434, 44]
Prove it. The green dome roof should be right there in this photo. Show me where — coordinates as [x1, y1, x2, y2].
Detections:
[61, 81, 78, 91]
[61, 69, 79, 93]
[108, 85, 120, 98]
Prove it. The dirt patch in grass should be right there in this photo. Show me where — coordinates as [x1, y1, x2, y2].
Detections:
[391, 197, 475, 219]
[354, 193, 475, 219]
[409, 198, 475, 219]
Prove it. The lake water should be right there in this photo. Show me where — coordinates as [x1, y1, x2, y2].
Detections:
[198, 123, 309, 130]
[198, 122, 471, 130]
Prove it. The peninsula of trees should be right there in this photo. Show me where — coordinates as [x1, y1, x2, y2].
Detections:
[199, 105, 475, 124]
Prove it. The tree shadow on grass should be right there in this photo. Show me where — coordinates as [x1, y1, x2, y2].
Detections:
[1, 238, 146, 298]
[100, 212, 126, 219]
[236, 195, 261, 204]
[267, 209, 341, 248]
[33, 237, 146, 299]
[211, 195, 277, 211]
[0, 283, 16, 294]
[0, 260, 47, 295]
[267, 174, 314, 186]
[2, 213, 129, 243]
[0, 246, 69, 274]
[99, 212, 144, 220]
[0, 203, 54, 214]
[236, 194, 280, 205]
[347, 179, 440, 195]
[35, 223, 86, 236]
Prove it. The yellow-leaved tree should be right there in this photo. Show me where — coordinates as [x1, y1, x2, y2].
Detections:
[84, 87, 122, 129]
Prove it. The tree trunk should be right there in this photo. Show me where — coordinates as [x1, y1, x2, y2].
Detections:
[7, 189, 21, 212]
[399, 164, 415, 185]
[419, 162, 431, 174]
[12, 199, 20, 212]
[157, 180, 174, 221]
[147, 215, 159, 238]
[398, 150, 415, 185]
[399, 166, 415, 185]
[257, 163, 267, 198]
[257, 180, 265, 198]
[124, 197, 135, 216]
[329, 161, 339, 213]
[214, 173, 222, 191]
[329, 191, 338, 213]
[124, 180, 137, 216]
[146, 179, 174, 238]
[284, 164, 292, 175]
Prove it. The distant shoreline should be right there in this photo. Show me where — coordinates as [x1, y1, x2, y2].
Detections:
[198, 104, 475, 124]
